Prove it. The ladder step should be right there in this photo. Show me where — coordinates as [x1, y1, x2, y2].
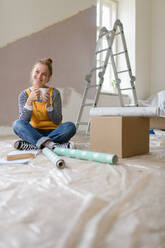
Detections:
[92, 66, 104, 72]
[117, 69, 129, 74]
[124, 104, 138, 107]
[115, 32, 121, 36]
[113, 51, 126, 56]
[96, 48, 109, 54]
[99, 29, 113, 38]
[120, 87, 133, 91]
[77, 122, 88, 125]
[87, 84, 98, 89]
[82, 103, 94, 107]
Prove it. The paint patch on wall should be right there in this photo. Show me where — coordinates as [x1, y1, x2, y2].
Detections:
[0, 0, 96, 48]
[0, 6, 96, 125]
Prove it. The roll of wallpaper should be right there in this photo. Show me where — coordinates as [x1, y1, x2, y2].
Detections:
[90, 107, 160, 117]
[42, 147, 65, 169]
[53, 148, 118, 165]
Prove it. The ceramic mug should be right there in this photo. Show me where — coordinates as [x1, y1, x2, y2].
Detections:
[39, 88, 49, 100]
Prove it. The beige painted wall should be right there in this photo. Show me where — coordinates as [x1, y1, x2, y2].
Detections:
[0, 0, 95, 47]
[0, 0, 98, 127]
[0, 6, 96, 126]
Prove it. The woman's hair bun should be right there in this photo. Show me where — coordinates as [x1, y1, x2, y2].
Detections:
[43, 58, 53, 64]
[47, 58, 53, 64]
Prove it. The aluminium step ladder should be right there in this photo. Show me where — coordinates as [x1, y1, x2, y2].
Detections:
[76, 19, 138, 133]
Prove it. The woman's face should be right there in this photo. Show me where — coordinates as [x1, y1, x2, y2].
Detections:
[32, 63, 50, 88]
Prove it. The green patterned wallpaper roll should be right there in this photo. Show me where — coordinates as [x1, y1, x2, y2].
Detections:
[42, 147, 65, 169]
[53, 148, 118, 165]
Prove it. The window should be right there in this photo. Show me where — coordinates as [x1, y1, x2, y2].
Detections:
[96, 0, 118, 93]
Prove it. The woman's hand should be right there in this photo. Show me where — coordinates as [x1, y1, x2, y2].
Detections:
[42, 91, 51, 106]
[26, 87, 40, 106]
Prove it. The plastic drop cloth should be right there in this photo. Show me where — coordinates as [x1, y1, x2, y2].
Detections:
[140, 90, 165, 109]
[0, 132, 165, 248]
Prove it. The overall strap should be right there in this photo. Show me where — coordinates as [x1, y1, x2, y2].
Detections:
[49, 87, 54, 105]
[25, 88, 31, 96]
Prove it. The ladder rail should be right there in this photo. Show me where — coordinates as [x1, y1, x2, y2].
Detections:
[106, 30, 125, 107]
[114, 20, 138, 106]
[86, 32, 113, 133]
[76, 81, 90, 129]
[76, 28, 112, 131]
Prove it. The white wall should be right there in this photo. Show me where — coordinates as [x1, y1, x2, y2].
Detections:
[0, 0, 95, 47]
[135, 0, 151, 100]
[118, 0, 152, 101]
[118, 0, 135, 73]
[150, 0, 165, 95]
[135, 0, 165, 99]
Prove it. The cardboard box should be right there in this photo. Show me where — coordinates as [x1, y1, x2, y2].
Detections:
[150, 117, 165, 130]
[90, 116, 149, 158]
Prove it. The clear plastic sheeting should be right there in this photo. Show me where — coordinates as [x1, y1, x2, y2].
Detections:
[140, 90, 165, 109]
[0, 132, 165, 248]
[139, 91, 165, 117]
